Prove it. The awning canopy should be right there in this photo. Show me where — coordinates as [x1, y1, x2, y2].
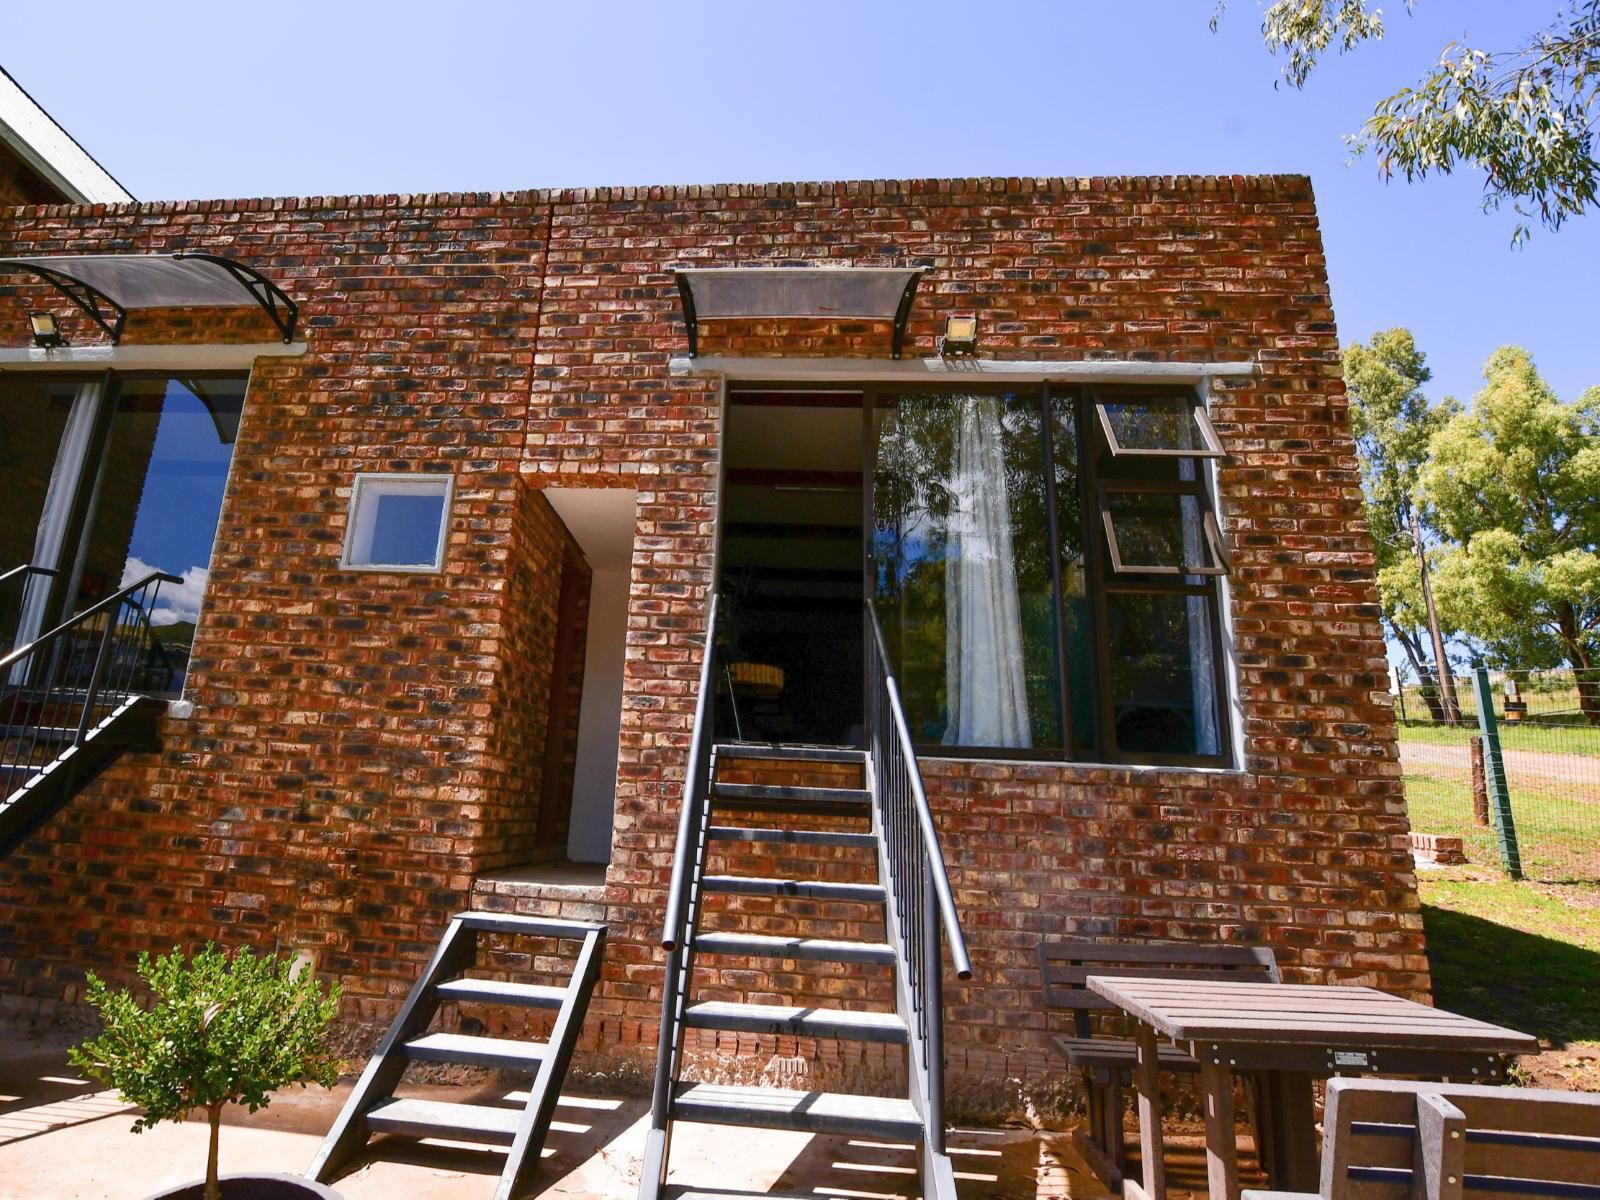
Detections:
[0, 252, 298, 344]
[674, 267, 922, 359]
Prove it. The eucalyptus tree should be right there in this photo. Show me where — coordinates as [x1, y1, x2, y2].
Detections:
[1420, 347, 1600, 722]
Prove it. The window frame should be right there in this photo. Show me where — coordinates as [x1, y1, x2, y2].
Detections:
[340, 472, 455, 574]
[867, 381, 1234, 769]
[1097, 479, 1231, 577]
[1094, 392, 1228, 459]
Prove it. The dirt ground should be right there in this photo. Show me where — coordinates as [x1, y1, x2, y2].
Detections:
[0, 1027, 1127, 1200]
[1399, 739, 1600, 789]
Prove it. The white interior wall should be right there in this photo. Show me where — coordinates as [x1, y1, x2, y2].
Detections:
[566, 566, 630, 862]
[541, 488, 637, 864]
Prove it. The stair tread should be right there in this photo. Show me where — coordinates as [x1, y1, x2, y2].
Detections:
[714, 743, 866, 765]
[691, 932, 895, 965]
[402, 1031, 548, 1069]
[671, 1083, 922, 1139]
[366, 1096, 521, 1144]
[707, 825, 877, 848]
[714, 783, 869, 803]
[435, 978, 567, 1008]
[685, 1001, 907, 1043]
[702, 875, 885, 902]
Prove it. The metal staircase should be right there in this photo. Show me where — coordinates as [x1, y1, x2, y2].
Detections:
[309, 911, 605, 1200]
[0, 569, 179, 856]
[639, 597, 973, 1200]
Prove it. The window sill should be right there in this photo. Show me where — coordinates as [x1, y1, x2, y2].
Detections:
[919, 752, 1246, 779]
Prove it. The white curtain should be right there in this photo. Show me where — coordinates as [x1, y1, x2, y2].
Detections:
[943, 396, 1031, 748]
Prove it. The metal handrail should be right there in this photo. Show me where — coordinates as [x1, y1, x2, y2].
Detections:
[0, 564, 58, 589]
[660, 594, 720, 951]
[0, 571, 180, 673]
[1, 571, 180, 804]
[865, 599, 972, 979]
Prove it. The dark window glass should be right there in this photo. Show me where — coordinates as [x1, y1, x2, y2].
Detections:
[1105, 589, 1222, 757]
[0, 377, 77, 646]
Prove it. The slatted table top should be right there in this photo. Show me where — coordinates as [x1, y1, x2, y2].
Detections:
[1085, 976, 1539, 1053]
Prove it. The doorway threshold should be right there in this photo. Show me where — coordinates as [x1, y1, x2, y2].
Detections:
[471, 861, 609, 919]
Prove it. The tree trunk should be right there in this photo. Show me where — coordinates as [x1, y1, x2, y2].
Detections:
[1554, 606, 1600, 726]
[206, 1104, 223, 1200]
[1409, 510, 1461, 723]
[1391, 623, 1448, 722]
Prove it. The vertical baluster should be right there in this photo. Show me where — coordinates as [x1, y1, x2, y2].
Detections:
[923, 864, 944, 1153]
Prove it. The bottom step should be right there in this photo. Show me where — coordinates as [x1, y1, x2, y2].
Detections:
[365, 1096, 520, 1145]
[671, 1082, 922, 1141]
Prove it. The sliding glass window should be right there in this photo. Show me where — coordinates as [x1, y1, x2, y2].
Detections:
[872, 384, 1231, 767]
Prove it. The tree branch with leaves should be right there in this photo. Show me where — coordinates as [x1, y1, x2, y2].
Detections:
[1218, 0, 1600, 243]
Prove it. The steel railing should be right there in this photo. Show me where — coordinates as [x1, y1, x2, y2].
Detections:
[0, 571, 180, 800]
[865, 599, 972, 1154]
[0, 564, 58, 654]
[649, 593, 720, 1129]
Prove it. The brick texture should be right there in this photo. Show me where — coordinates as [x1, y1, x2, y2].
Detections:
[0, 176, 1425, 1078]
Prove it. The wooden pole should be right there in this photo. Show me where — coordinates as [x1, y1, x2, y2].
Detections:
[1410, 509, 1461, 724]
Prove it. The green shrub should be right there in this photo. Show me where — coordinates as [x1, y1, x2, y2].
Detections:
[69, 945, 342, 1200]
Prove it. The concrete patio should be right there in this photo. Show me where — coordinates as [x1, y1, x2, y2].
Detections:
[0, 1029, 1109, 1200]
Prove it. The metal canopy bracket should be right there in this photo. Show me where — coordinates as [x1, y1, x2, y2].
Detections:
[0, 252, 299, 345]
[674, 267, 923, 359]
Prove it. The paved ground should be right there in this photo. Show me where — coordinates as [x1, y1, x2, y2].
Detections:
[0, 1031, 1112, 1199]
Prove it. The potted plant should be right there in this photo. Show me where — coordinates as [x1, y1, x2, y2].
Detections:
[69, 944, 345, 1200]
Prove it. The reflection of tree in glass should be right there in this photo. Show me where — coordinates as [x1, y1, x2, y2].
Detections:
[1103, 398, 1196, 452]
[873, 392, 1063, 747]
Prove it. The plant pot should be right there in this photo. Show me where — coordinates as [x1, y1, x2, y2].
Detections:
[143, 1174, 343, 1200]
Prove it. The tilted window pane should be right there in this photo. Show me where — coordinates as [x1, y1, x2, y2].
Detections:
[1103, 489, 1224, 575]
[1096, 394, 1223, 458]
[1105, 589, 1222, 757]
[74, 375, 247, 694]
[873, 392, 1062, 750]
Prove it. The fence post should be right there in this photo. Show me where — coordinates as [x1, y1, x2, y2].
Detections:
[1468, 737, 1489, 827]
[1472, 667, 1523, 880]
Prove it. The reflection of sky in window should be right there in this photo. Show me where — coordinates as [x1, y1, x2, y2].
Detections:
[119, 380, 243, 625]
[368, 492, 446, 565]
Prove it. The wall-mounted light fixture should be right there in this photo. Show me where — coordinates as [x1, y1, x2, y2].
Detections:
[28, 310, 65, 349]
[939, 314, 977, 356]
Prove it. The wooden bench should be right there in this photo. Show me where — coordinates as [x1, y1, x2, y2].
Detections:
[1241, 1077, 1600, 1200]
[1040, 938, 1281, 1190]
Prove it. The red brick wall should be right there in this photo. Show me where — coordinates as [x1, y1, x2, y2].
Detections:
[0, 178, 1424, 1075]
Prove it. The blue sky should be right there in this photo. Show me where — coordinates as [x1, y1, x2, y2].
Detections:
[8, 1, 1595, 408]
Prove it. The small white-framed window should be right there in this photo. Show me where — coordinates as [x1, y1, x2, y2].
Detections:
[341, 473, 454, 572]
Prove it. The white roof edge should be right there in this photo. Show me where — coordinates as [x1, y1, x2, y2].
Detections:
[0, 67, 132, 204]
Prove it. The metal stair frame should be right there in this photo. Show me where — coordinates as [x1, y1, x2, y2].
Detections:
[308, 911, 605, 1200]
[639, 595, 973, 1200]
[0, 569, 179, 857]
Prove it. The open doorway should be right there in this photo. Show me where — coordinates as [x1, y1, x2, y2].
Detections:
[717, 390, 865, 746]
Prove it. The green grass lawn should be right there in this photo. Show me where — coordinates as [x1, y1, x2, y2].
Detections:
[1404, 771, 1600, 882]
[1421, 874, 1600, 1049]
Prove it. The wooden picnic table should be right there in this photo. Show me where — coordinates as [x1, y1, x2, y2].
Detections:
[1085, 975, 1539, 1200]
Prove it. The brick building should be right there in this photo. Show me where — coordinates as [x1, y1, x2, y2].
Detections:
[0, 176, 1427, 1090]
